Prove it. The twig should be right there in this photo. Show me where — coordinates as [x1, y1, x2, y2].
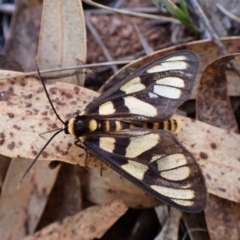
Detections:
[0, 60, 131, 80]
[82, 0, 181, 23]
[85, 14, 118, 74]
[134, 24, 153, 55]
[216, 3, 240, 24]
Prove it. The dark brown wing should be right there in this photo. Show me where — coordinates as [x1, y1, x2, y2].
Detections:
[82, 128, 207, 213]
[84, 51, 199, 122]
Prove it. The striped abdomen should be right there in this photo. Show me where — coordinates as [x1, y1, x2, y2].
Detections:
[66, 116, 182, 137]
[97, 118, 181, 133]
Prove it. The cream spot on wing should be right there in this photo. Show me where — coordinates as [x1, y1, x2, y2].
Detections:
[89, 119, 97, 132]
[156, 153, 187, 171]
[150, 185, 194, 199]
[99, 101, 115, 115]
[156, 77, 185, 88]
[79, 111, 86, 116]
[148, 92, 158, 98]
[120, 77, 145, 94]
[160, 166, 190, 181]
[147, 61, 188, 73]
[150, 154, 164, 163]
[181, 183, 192, 188]
[126, 133, 159, 158]
[122, 160, 148, 180]
[167, 55, 187, 61]
[124, 96, 157, 116]
[99, 137, 115, 153]
[171, 199, 194, 207]
[79, 136, 85, 142]
[153, 85, 181, 99]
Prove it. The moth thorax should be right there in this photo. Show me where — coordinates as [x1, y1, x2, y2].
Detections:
[68, 116, 97, 137]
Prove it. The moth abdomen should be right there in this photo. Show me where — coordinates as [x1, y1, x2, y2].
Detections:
[67, 115, 182, 137]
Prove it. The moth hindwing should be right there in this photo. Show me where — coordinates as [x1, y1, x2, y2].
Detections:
[50, 51, 207, 212]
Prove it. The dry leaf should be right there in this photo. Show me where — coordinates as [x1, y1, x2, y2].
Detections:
[0, 73, 95, 166]
[182, 212, 209, 240]
[38, 0, 87, 84]
[155, 205, 169, 226]
[196, 54, 240, 239]
[205, 194, 240, 240]
[37, 164, 82, 230]
[22, 200, 127, 240]
[3, 0, 42, 71]
[1, 1, 87, 239]
[197, 54, 239, 132]
[0, 160, 60, 239]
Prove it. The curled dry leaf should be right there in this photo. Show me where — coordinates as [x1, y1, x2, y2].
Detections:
[0, 71, 102, 168]
[196, 54, 240, 239]
[22, 200, 127, 240]
[197, 53, 239, 132]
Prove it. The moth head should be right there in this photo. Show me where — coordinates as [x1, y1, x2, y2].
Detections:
[64, 118, 75, 135]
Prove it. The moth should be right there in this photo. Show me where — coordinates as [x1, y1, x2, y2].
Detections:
[33, 50, 207, 213]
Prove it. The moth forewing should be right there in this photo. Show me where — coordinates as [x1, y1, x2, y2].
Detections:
[85, 50, 199, 121]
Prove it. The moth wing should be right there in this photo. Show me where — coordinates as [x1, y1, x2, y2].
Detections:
[83, 129, 207, 212]
[85, 51, 199, 121]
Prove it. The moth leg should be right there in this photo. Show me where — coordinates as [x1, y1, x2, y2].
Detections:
[84, 152, 89, 167]
[74, 140, 104, 175]
[75, 140, 90, 167]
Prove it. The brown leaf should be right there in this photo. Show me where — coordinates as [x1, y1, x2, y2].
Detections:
[37, 164, 82, 230]
[37, 0, 87, 84]
[195, 53, 240, 239]
[0, 73, 97, 167]
[205, 194, 240, 240]
[196, 53, 239, 132]
[182, 212, 209, 239]
[22, 200, 127, 240]
[3, 0, 42, 71]
[0, 160, 60, 239]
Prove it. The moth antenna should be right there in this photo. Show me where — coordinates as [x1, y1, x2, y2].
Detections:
[19, 60, 66, 185]
[39, 128, 62, 139]
[35, 58, 65, 125]
[18, 129, 64, 186]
